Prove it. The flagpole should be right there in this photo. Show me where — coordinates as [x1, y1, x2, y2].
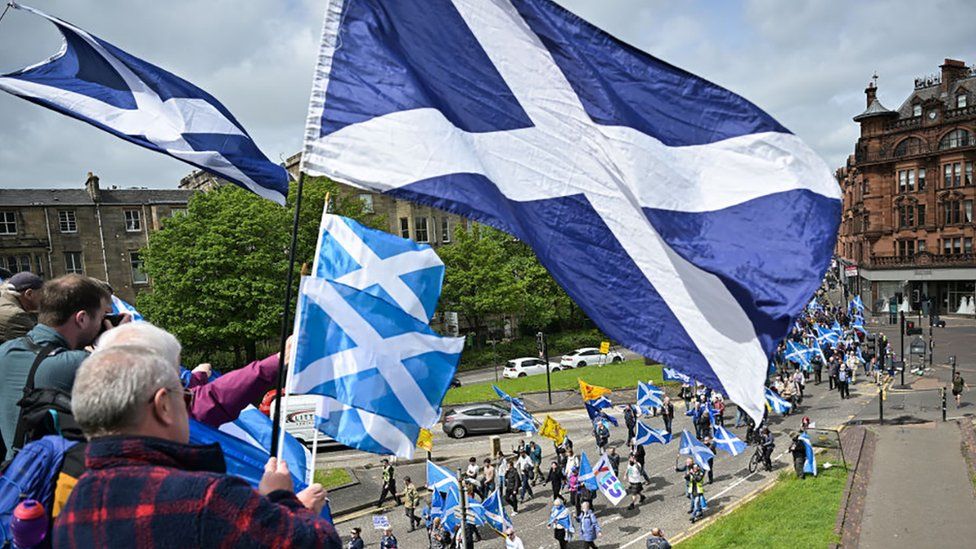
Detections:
[270, 171, 307, 457]
[458, 466, 468, 544]
[0, 3, 13, 26]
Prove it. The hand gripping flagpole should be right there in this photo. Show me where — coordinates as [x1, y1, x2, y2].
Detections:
[269, 171, 307, 457]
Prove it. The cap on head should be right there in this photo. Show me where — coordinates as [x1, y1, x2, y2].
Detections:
[5, 272, 43, 292]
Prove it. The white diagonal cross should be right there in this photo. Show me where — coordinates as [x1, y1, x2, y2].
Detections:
[304, 0, 840, 420]
[315, 213, 442, 322]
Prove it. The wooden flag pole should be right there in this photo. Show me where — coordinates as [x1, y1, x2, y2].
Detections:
[269, 171, 308, 457]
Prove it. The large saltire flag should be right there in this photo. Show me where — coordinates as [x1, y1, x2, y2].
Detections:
[765, 388, 793, 415]
[579, 379, 612, 402]
[0, 3, 289, 204]
[510, 404, 538, 432]
[678, 429, 715, 471]
[300, 0, 841, 422]
[798, 431, 817, 476]
[482, 488, 513, 533]
[634, 421, 672, 446]
[637, 381, 665, 412]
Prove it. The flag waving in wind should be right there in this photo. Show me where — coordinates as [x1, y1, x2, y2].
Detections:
[0, 3, 289, 204]
[678, 430, 715, 470]
[634, 421, 671, 446]
[798, 432, 817, 476]
[579, 379, 612, 402]
[300, 0, 841, 422]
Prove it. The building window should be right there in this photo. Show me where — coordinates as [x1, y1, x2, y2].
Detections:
[943, 200, 971, 225]
[938, 129, 971, 150]
[0, 211, 15, 235]
[358, 194, 374, 214]
[943, 237, 963, 255]
[898, 170, 907, 193]
[917, 204, 926, 226]
[414, 217, 429, 243]
[124, 209, 142, 232]
[2, 255, 30, 273]
[130, 252, 148, 284]
[944, 163, 963, 188]
[966, 200, 974, 223]
[441, 218, 451, 243]
[918, 168, 926, 190]
[58, 210, 77, 233]
[912, 103, 922, 117]
[918, 239, 927, 253]
[64, 252, 83, 274]
[897, 240, 915, 258]
[399, 217, 410, 239]
[965, 238, 973, 254]
[958, 94, 968, 109]
[966, 161, 973, 186]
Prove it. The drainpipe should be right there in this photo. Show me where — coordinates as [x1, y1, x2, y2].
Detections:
[42, 207, 54, 275]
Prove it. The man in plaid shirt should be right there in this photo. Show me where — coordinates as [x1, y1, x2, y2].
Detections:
[53, 345, 341, 548]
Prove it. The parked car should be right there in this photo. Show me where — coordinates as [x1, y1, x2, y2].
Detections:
[502, 357, 561, 379]
[560, 347, 624, 368]
[442, 404, 511, 438]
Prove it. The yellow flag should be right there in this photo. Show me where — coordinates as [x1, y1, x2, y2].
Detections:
[539, 415, 567, 445]
[579, 378, 612, 401]
[416, 428, 433, 452]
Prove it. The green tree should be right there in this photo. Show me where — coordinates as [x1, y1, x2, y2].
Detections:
[138, 177, 376, 366]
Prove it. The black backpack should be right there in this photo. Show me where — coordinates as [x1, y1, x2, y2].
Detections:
[11, 343, 84, 455]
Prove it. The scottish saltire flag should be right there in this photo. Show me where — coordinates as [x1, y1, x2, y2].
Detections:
[807, 299, 823, 313]
[637, 381, 665, 412]
[663, 367, 692, 384]
[577, 451, 599, 491]
[816, 325, 839, 347]
[430, 486, 447, 518]
[426, 459, 460, 493]
[785, 341, 813, 369]
[312, 212, 444, 322]
[799, 432, 817, 476]
[547, 503, 575, 539]
[0, 3, 289, 204]
[110, 295, 144, 322]
[851, 315, 867, 336]
[483, 488, 513, 533]
[300, 0, 841, 422]
[494, 385, 526, 411]
[442, 489, 486, 530]
[831, 320, 844, 337]
[634, 421, 672, 446]
[849, 295, 865, 315]
[584, 400, 618, 427]
[511, 404, 538, 432]
[289, 276, 463, 457]
[219, 406, 312, 483]
[678, 430, 715, 471]
[588, 395, 613, 411]
[712, 426, 747, 457]
[765, 388, 792, 415]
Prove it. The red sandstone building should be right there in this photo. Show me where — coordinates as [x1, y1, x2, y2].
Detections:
[836, 59, 975, 315]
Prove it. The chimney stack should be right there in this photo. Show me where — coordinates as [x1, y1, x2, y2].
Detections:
[941, 58, 967, 93]
[85, 171, 100, 202]
[864, 81, 877, 108]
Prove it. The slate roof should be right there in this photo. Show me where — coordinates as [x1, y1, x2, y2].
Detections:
[0, 188, 194, 207]
[853, 98, 897, 121]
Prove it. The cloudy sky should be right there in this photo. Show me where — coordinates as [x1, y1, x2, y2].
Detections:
[0, 0, 973, 190]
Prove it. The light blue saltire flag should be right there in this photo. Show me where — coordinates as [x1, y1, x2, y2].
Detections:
[678, 429, 715, 471]
[588, 395, 613, 411]
[799, 432, 817, 476]
[0, 3, 289, 204]
[712, 425, 747, 457]
[584, 400, 618, 427]
[816, 325, 839, 347]
[785, 341, 813, 370]
[510, 404, 538, 432]
[547, 502, 575, 539]
[312, 212, 444, 323]
[288, 276, 464, 458]
[300, 0, 841, 424]
[110, 295, 144, 322]
[634, 421, 672, 446]
[493, 385, 526, 411]
[854, 346, 866, 365]
[765, 388, 792, 415]
[430, 486, 447, 519]
[831, 320, 844, 338]
[482, 488, 512, 533]
[637, 381, 664, 412]
[442, 488, 486, 530]
[851, 315, 867, 336]
[577, 451, 599, 491]
[662, 367, 692, 384]
[426, 459, 460, 493]
[806, 299, 822, 312]
[813, 338, 829, 364]
[849, 295, 864, 315]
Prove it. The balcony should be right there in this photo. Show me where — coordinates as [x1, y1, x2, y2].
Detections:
[866, 251, 976, 269]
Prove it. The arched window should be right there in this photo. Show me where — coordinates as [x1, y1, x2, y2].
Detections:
[939, 128, 971, 150]
[894, 137, 924, 157]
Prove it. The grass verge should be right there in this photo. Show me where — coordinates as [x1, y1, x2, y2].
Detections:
[674, 466, 847, 549]
[313, 467, 354, 490]
[443, 359, 664, 405]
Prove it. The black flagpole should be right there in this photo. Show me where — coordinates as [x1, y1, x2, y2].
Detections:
[270, 171, 306, 457]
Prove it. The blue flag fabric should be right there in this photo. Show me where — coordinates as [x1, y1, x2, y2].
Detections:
[312, 212, 445, 323]
[678, 429, 715, 471]
[0, 3, 289, 204]
[426, 460, 460, 493]
[588, 395, 613, 411]
[662, 367, 692, 384]
[634, 421, 672, 446]
[289, 276, 463, 457]
[577, 451, 599, 491]
[637, 381, 664, 412]
[765, 388, 793, 415]
[301, 0, 841, 423]
[799, 432, 817, 476]
[482, 488, 512, 532]
[816, 325, 839, 347]
[547, 502, 575, 539]
[712, 425, 747, 456]
[510, 404, 538, 432]
[110, 295, 143, 322]
[493, 385, 526, 411]
[584, 400, 618, 427]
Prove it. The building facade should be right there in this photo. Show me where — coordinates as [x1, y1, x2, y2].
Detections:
[836, 59, 976, 315]
[0, 174, 193, 303]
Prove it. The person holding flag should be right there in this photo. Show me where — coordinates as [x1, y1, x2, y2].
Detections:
[547, 497, 574, 549]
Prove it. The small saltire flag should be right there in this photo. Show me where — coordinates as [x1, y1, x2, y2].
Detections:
[426, 459, 460, 493]
[313, 396, 419, 458]
[831, 320, 844, 337]
[634, 421, 671, 446]
[849, 295, 865, 314]
[110, 295, 144, 322]
[579, 379, 612, 402]
[312, 212, 444, 323]
[0, 3, 289, 204]
[416, 428, 433, 452]
[493, 385, 526, 411]
[662, 367, 692, 384]
[678, 429, 715, 471]
[765, 388, 793, 415]
[799, 432, 817, 476]
[288, 276, 463, 458]
[816, 325, 839, 347]
[712, 425, 747, 457]
[785, 341, 813, 370]
[637, 381, 664, 412]
[442, 489, 486, 530]
[540, 415, 567, 445]
[482, 488, 512, 533]
[851, 316, 867, 336]
[584, 400, 618, 427]
[547, 501, 575, 539]
[588, 394, 613, 411]
[510, 404, 538, 432]
[577, 451, 599, 491]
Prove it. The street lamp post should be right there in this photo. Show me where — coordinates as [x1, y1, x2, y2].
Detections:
[537, 331, 553, 404]
[899, 311, 905, 386]
[490, 337, 498, 383]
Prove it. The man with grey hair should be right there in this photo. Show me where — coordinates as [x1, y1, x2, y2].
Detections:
[53, 345, 340, 547]
[96, 321, 291, 427]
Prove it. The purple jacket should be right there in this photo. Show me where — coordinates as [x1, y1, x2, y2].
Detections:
[189, 354, 280, 427]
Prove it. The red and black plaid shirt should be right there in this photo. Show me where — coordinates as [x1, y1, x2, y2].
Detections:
[53, 435, 340, 548]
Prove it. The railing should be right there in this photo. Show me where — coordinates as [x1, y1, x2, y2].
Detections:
[946, 105, 976, 120]
[866, 252, 976, 269]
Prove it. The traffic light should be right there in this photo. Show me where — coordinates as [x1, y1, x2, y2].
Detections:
[905, 320, 922, 335]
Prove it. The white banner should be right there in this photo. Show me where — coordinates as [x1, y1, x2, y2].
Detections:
[593, 454, 627, 506]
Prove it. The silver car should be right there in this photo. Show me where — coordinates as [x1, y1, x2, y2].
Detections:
[442, 403, 512, 438]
